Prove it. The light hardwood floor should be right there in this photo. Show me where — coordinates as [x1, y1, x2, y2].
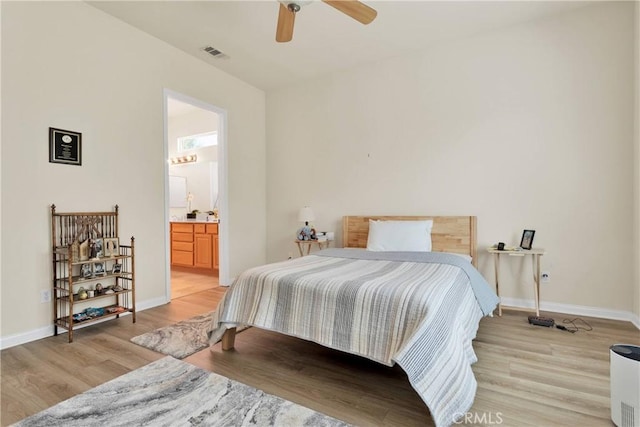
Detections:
[170, 267, 219, 299]
[2, 291, 638, 426]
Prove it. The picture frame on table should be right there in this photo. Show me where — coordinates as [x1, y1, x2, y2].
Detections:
[520, 229, 536, 250]
[80, 263, 93, 279]
[104, 238, 119, 257]
[92, 238, 104, 259]
[93, 262, 106, 276]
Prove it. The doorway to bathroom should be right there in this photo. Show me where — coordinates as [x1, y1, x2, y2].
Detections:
[164, 90, 227, 301]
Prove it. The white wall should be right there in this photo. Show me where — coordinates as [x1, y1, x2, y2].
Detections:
[0, 2, 266, 344]
[167, 107, 219, 159]
[266, 2, 636, 316]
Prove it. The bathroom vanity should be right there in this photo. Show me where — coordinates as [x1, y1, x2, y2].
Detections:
[170, 220, 219, 272]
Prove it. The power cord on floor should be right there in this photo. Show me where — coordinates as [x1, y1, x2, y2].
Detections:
[556, 317, 592, 333]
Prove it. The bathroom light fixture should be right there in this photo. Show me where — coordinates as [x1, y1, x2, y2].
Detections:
[169, 154, 197, 164]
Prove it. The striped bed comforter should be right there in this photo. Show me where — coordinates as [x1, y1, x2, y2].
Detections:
[208, 249, 499, 427]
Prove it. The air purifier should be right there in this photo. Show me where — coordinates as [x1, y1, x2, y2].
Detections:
[610, 344, 640, 427]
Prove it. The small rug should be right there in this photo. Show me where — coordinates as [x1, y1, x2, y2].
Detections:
[13, 356, 351, 427]
[131, 311, 242, 359]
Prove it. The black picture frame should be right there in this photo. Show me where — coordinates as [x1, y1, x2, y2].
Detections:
[93, 238, 104, 259]
[49, 127, 82, 166]
[93, 262, 106, 276]
[111, 263, 122, 274]
[80, 263, 92, 279]
[520, 229, 536, 250]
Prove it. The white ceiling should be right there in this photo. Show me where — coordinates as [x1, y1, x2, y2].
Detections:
[87, 0, 591, 91]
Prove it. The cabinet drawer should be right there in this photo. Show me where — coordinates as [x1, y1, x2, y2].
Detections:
[172, 241, 193, 252]
[206, 224, 218, 234]
[172, 232, 193, 242]
[172, 223, 193, 233]
[194, 224, 206, 234]
[172, 250, 193, 266]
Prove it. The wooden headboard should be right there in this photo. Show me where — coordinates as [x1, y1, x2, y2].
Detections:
[342, 216, 478, 267]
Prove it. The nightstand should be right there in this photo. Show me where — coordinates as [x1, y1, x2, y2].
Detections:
[295, 240, 330, 256]
[486, 247, 546, 316]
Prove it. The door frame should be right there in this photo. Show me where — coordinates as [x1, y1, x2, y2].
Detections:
[163, 89, 230, 302]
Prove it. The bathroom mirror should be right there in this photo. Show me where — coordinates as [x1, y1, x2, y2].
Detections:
[169, 176, 187, 208]
[169, 161, 218, 212]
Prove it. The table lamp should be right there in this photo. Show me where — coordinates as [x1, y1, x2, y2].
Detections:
[298, 206, 315, 226]
[297, 206, 315, 240]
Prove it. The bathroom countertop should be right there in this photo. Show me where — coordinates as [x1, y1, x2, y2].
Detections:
[170, 219, 220, 223]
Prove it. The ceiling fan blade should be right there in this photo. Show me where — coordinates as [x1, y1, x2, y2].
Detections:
[276, 3, 296, 43]
[322, 0, 377, 25]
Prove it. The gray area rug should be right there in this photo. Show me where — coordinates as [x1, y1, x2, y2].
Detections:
[13, 356, 351, 427]
[131, 311, 239, 359]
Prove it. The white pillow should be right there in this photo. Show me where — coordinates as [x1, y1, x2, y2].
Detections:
[366, 220, 433, 252]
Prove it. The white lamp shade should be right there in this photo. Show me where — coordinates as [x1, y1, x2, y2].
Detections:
[298, 206, 315, 222]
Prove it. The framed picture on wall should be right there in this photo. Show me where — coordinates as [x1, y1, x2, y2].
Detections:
[49, 127, 82, 166]
[520, 230, 536, 250]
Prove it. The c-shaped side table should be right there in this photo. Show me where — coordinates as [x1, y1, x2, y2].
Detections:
[295, 239, 330, 256]
[487, 248, 546, 316]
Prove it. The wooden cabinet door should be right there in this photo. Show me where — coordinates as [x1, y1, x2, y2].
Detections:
[172, 249, 193, 267]
[213, 235, 219, 270]
[194, 233, 213, 269]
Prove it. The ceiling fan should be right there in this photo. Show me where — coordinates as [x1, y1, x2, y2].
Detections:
[276, 0, 377, 43]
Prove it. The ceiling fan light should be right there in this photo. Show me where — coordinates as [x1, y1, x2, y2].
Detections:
[275, 0, 377, 43]
[278, 0, 313, 12]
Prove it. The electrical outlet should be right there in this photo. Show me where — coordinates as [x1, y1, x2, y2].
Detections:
[40, 289, 51, 303]
[541, 271, 550, 283]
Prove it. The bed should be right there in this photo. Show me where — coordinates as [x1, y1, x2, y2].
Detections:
[208, 215, 499, 427]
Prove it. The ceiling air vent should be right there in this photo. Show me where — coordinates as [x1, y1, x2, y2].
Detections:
[202, 46, 228, 59]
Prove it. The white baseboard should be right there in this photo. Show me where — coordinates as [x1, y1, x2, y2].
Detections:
[0, 296, 169, 350]
[0, 325, 55, 350]
[136, 296, 169, 311]
[219, 276, 235, 287]
[500, 297, 640, 330]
